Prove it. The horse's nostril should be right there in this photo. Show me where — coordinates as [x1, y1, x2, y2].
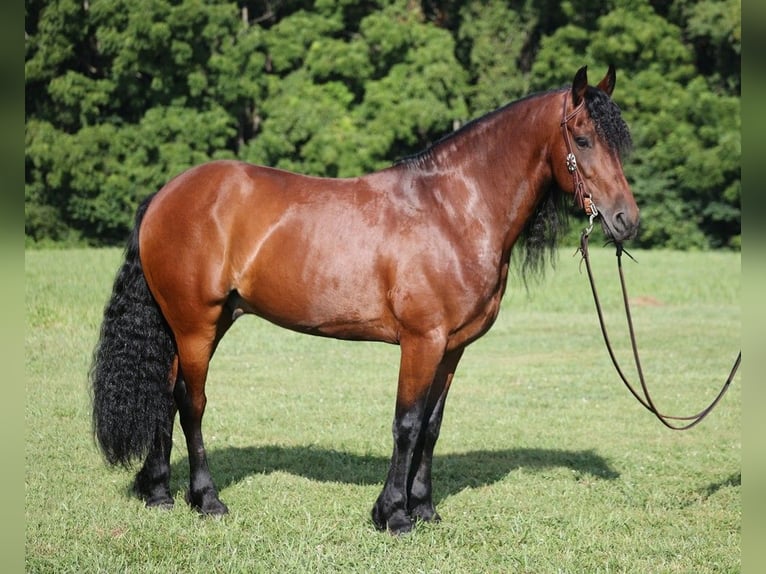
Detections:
[611, 210, 639, 240]
[614, 211, 626, 231]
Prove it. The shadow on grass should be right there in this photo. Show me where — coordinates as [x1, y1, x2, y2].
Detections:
[701, 471, 740, 498]
[168, 445, 619, 503]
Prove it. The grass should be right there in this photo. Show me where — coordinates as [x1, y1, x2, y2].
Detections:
[25, 245, 740, 573]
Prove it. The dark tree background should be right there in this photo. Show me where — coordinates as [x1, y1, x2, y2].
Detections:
[25, 0, 740, 249]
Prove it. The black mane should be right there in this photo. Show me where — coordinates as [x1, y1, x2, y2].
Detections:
[393, 90, 553, 168]
[585, 86, 633, 159]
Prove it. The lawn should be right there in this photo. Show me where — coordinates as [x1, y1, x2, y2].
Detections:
[25, 246, 740, 573]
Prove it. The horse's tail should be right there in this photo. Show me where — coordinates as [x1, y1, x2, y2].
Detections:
[90, 194, 176, 467]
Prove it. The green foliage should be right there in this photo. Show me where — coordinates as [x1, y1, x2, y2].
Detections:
[356, 3, 468, 159]
[25, 0, 740, 248]
[456, 0, 537, 114]
[228, 0, 470, 176]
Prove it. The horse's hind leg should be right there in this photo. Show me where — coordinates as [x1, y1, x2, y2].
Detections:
[174, 324, 231, 515]
[407, 347, 464, 523]
[133, 356, 180, 508]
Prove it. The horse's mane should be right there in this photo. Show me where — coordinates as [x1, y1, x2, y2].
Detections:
[584, 86, 633, 159]
[393, 90, 552, 169]
[514, 186, 569, 283]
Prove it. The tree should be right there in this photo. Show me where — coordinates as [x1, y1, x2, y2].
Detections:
[25, 0, 740, 249]
[455, 0, 537, 115]
[26, 0, 261, 244]
[244, 0, 468, 176]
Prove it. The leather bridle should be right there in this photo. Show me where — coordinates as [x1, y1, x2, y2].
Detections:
[560, 94, 596, 218]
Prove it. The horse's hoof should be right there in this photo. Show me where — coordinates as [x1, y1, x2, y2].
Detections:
[186, 490, 229, 516]
[386, 511, 415, 535]
[411, 504, 441, 524]
[203, 499, 229, 516]
[134, 478, 174, 509]
[144, 496, 175, 510]
[372, 504, 414, 535]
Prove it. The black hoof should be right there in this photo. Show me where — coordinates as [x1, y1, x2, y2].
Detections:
[133, 473, 173, 509]
[386, 511, 414, 535]
[186, 489, 229, 516]
[144, 494, 175, 510]
[371, 503, 414, 535]
[411, 504, 441, 524]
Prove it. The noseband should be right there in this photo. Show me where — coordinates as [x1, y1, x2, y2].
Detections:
[560, 94, 597, 223]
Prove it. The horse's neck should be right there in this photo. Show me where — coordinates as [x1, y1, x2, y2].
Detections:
[418, 93, 561, 253]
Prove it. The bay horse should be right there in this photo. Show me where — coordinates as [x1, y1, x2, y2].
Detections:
[91, 66, 639, 534]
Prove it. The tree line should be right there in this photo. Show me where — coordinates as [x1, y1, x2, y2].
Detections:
[25, 0, 740, 249]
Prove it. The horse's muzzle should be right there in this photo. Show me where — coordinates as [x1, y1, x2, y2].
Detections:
[603, 209, 640, 242]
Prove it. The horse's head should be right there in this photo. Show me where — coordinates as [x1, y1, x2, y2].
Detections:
[552, 66, 640, 243]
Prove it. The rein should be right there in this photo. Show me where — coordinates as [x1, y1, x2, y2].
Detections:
[577, 233, 740, 430]
[561, 93, 740, 430]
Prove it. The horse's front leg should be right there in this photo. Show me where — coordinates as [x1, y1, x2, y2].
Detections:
[372, 332, 447, 534]
[407, 346, 464, 523]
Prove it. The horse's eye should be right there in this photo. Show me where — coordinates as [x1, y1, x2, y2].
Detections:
[575, 136, 590, 149]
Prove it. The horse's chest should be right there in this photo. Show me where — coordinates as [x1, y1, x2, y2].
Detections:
[448, 262, 509, 349]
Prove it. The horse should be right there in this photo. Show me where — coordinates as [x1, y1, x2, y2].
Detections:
[90, 65, 639, 534]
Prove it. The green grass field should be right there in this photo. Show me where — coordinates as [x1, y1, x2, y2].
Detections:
[25, 246, 740, 573]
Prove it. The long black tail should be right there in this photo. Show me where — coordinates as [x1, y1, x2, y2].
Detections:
[90, 194, 176, 467]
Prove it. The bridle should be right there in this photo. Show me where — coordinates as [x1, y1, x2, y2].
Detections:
[560, 94, 597, 222]
[560, 93, 740, 431]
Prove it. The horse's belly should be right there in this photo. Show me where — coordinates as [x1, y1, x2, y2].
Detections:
[234, 246, 398, 343]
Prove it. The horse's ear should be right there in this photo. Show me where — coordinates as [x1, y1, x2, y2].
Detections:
[572, 66, 588, 106]
[596, 65, 616, 97]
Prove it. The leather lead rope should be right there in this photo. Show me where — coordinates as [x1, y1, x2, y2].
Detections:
[578, 231, 740, 430]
